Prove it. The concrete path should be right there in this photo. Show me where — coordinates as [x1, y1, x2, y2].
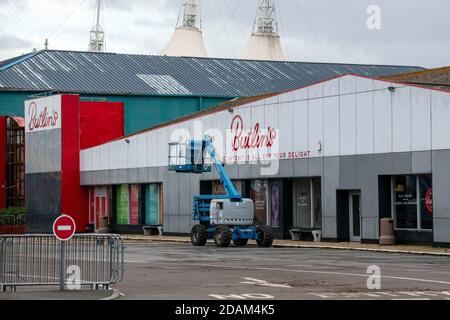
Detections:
[0, 289, 120, 300]
[122, 235, 450, 256]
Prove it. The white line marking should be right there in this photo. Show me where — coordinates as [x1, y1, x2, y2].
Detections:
[197, 264, 450, 286]
[57, 225, 71, 231]
[240, 277, 292, 288]
[393, 298, 431, 301]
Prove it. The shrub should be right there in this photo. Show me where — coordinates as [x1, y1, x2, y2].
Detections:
[0, 207, 26, 216]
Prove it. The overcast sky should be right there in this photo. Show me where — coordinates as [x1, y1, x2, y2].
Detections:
[0, 0, 449, 68]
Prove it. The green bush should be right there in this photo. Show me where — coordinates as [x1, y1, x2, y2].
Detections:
[0, 207, 26, 216]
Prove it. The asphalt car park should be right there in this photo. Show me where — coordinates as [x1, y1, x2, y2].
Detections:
[114, 242, 450, 300]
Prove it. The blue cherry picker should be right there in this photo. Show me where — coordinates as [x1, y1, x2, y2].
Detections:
[169, 135, 273, 248]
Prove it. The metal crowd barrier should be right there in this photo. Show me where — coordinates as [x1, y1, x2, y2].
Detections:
[0, 234, 124, 292]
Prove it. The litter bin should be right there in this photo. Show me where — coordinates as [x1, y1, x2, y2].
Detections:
[379, 218, 395, 245]
[312, 230, 322, 242]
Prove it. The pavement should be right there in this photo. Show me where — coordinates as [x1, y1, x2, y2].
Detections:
[122, 234, 450, 256]
[0, 288, 120, 300]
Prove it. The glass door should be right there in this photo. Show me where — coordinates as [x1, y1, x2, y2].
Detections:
[349, 192, 361, 242]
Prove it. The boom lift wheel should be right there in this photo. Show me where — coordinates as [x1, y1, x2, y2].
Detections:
[233, 238, 249, 247]
[256, 225, 274, 248]
[191, 224, 208, 246]
[214, 225, 232, 247]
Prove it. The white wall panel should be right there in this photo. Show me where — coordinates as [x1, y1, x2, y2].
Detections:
[431, 90, 450, 150]
[323, 78, 339, 97]
[93, 146, 101, 171]
[157, 127, 169, 167]
[392, 87, 412, 152]
[308, 85, 324, 158]
[117, 138, 128, 169]
[126, 136, 139, 169]
[278, 101, 294, 158]
[292, 88, 308, 154]
[99, 144, 110, 171]
[137, 133, 148, 168]
[356, 91, 374, 154]
[147, 131, 158, 167]
[373, 81, 392, 153]
[323, 96, 340, 156]
[339, 93, 357, 155]
[109, 141, 119, 170]
[340, 75, 357, 95]
[279, 88, 293, 104]
[411, 87, 431, 151]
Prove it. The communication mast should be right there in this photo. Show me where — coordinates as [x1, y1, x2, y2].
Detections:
[241, 0, 286, 61]
[161, 0, 207, 58]
[88, 0, 105, 52]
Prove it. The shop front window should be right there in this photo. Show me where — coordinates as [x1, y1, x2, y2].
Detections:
[269, 180, 281, 228]
[419, 175, 433, 230]
[116, 184, 130, 225]
[393, 174, 432, 230]
[250, 180, 268, 226]
[145, 184, 162, 225]
[292, 178, 321, 229]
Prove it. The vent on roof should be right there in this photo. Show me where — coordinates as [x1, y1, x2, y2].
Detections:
[137, 74, 191, 95]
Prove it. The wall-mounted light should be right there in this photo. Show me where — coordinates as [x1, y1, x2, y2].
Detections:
[388, 86, 396, 93]
[318, 141, 322, 152]
[125, 139, 130, 144]
[228, 108, 234, 113]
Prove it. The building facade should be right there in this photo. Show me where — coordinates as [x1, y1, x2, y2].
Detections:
[78, 74, 450, 246]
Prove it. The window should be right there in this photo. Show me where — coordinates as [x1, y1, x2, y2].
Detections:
[250, 180, 268, 226]
[116, 185, 130, 225]
[268, 180, 281, 228]
[293, 178, 322, 229]
[144, 184, 162, 225]
[114, 184, 162, 225]
[392, 175, 432, 230]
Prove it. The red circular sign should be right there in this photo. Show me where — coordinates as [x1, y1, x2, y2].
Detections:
[53, 215, 76, 241]
[425, 188, 433, 214]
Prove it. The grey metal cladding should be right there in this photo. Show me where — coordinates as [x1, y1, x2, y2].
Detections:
[0, 50, 423, 97]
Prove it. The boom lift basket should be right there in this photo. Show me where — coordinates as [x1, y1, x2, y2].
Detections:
[168, 140, 211, 173]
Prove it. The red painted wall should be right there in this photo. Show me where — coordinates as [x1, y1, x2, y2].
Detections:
[0, 117, 6, 209]
[80, 102, 124, 150]
[62, 99, 124, 231]
[60, 95, 85, 232]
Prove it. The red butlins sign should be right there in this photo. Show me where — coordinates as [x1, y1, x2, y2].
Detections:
[53, 215, 76, 241]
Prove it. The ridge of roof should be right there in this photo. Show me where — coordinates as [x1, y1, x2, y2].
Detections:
[0, 50, 42, 72]
[0, 49, 425, 70]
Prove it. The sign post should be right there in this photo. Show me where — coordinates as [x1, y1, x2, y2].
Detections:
[53, 214, 76, 291]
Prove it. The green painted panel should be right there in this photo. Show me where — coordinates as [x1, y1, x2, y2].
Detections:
[0, 92, 34, 117]
[116, 184, 129, 225]
[145, 184, 160, 225]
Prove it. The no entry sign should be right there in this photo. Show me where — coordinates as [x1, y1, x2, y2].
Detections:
[53, 215, 76, 241]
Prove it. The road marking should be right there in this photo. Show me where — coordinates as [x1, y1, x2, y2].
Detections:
[57, 225, 72, 231]
[197, 264, 450, 286]
[209, 293, 275, 300]
[308, 291, 450, 300]
[393, 298, 431, 300]
[240, 277, 292, 288]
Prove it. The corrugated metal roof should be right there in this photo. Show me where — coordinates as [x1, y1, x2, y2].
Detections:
[382, 65, 450, 90]
[0, 50, 424, 97]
